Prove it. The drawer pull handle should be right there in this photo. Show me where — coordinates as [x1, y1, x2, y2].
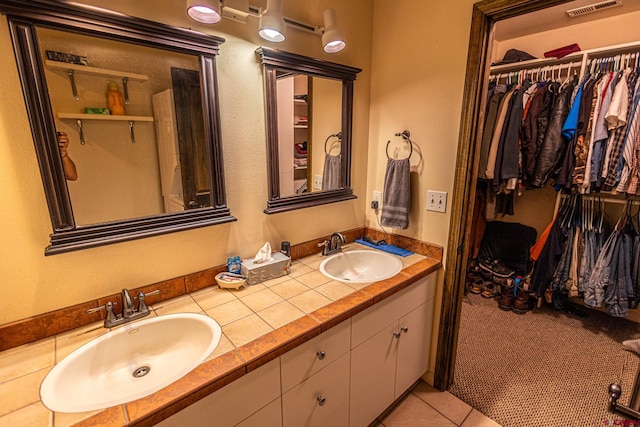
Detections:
[393, 331, 401, 339]
[316, 350, 326, 360]
[317, 395, 326, 406]
[401, 326, 409, 333]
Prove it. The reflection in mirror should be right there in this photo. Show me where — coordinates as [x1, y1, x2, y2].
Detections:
[257, 47, 361, 214]
[1, 0, 234, 254]
[275, 73, 342, 197]
[40, 28, 209, 225]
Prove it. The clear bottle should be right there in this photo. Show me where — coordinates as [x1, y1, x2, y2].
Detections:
[106, 82, 125, 115]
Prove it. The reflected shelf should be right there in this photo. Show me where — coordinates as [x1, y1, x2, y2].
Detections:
[45, 60, 149, 81]
[57, 113, 154, 121]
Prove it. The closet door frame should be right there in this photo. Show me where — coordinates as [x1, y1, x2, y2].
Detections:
[435, 0, 573, 390]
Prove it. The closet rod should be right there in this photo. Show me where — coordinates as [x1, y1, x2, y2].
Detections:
[560, 194, 640, 205]
[490, 55, 580, 74]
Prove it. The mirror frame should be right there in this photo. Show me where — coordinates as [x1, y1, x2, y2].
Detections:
[256, 47, 361, 214]
[0, 0, 236, 255]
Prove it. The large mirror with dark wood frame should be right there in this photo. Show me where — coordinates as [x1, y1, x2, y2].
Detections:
[0, 0, 235, 255]
[257, 47, 361, 214]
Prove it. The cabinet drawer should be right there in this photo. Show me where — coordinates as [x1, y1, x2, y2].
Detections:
[281, 319, 350, 392]
[282, 352, 350, 427]
[351, 274, 435, 348]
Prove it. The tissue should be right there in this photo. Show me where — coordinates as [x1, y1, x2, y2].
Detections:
[254, 242, 273, 264]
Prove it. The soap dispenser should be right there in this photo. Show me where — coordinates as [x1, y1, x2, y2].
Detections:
[106, 82, 125, 115]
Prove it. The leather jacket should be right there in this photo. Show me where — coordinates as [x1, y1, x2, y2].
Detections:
[531, 81, 574, 187]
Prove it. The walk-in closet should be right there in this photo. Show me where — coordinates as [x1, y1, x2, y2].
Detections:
[449, 1, 640, 425]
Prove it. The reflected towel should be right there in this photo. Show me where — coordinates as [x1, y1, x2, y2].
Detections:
[381, 158, 410, 229]
[322, 153, 341, 191]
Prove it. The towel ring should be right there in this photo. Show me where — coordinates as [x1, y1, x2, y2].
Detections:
[325, 132, 342, 154]
[386, 130, 413, 159]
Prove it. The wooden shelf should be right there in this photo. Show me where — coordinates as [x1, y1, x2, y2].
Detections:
[57, 113, 154, 122]
[45, 60, 148, 81]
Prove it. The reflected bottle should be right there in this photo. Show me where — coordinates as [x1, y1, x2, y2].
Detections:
[106, 82, 125, 115]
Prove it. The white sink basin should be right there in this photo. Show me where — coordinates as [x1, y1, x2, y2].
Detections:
[319, 249, 403, 283]
[40, 313, 222, 413]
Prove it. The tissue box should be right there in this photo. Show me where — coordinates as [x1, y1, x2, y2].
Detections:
[241, 252, 291, 285]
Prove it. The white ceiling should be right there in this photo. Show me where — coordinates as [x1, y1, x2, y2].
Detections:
[494, 0, 640, 41]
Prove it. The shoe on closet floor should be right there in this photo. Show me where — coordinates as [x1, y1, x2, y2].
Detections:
[479, 259, 515, 278]
[512, 287, 532, 314]
[468, 275, 485, 294]
[498, 282, 515, 311]
[481, 282, 498, 298]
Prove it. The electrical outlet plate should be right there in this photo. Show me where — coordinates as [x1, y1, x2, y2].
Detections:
[313, 175, 323, 190]
[427, 190, 447, 213]
[372, 191, 382, 207]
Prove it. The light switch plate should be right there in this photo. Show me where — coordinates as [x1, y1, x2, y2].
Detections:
[313, 174, 323, 190]
[427, 190, 447, 213]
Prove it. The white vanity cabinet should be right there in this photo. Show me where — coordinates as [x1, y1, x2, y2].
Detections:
[281, 320, 351, 427]
[156, 358, 282, 427]
[157, 272, 437, 427]
[349, 274, 436, 427]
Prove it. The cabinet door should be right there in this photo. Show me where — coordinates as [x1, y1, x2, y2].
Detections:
[236, 398, 282, 427]
[282, 352, 350, 427]
[395, 299, 434, 397]
[349, 320, 398, 427]
[156, 358, 281, 427]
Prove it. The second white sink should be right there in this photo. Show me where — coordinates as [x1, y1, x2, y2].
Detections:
[40, 313, 221, 413]
[319, 249, 403, 283]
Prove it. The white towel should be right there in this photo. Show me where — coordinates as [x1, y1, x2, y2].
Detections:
[381, 158, 410, 229]
[322, 153, 341, 191]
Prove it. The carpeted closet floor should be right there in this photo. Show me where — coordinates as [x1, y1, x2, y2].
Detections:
[448, 293, 640, 427]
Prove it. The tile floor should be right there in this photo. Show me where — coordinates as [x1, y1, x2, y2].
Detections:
[374, 381, 502, 427]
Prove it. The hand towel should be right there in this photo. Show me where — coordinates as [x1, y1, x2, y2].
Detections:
[355, 238, 414, 257]
[381, 157, 410, 229]
[322, 153, 341, 191]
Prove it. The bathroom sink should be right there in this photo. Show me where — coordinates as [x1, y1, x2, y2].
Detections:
[319, 249, 403, 283]
[40, 313, 222, 413]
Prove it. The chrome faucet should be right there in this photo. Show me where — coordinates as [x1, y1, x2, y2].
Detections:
[320, 232, 346, 256]
[87, 288, 159, 328]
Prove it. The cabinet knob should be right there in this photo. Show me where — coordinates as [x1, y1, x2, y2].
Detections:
[316, 395, 326, 406]
[393, 331, 401, 339]
[316, 350, 326, 360]
[401, 326, 409, 333]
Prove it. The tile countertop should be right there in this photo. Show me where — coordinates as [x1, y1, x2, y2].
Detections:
[0, 243, 441, 427]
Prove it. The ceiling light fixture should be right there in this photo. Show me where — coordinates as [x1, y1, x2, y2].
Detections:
[258, 0, 286, 42]
[187, 0, 222, 24]
[321, 9, 345, 53]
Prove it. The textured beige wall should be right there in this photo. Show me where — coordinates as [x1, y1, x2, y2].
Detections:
[367, 0, 475, 249]
[0, 0, 373, 324]
[368, 0, 477, 379]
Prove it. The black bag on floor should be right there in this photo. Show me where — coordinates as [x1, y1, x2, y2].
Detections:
[477, 221, 537, 277]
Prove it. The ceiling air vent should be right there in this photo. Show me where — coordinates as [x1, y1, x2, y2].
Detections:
[566, 0, 622, 17]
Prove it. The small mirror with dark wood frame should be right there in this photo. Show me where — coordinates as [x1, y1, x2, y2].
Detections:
[0, 0, 235, 255]
[256, 47, 361, 214]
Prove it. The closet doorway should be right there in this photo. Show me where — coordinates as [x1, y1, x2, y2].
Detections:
[437, 0, 640, 402]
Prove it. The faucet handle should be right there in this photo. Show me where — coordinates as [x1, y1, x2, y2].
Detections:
[135, 290, 160, 312]
[86, 301, 118, 314]
[86, 301, 117, 326]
